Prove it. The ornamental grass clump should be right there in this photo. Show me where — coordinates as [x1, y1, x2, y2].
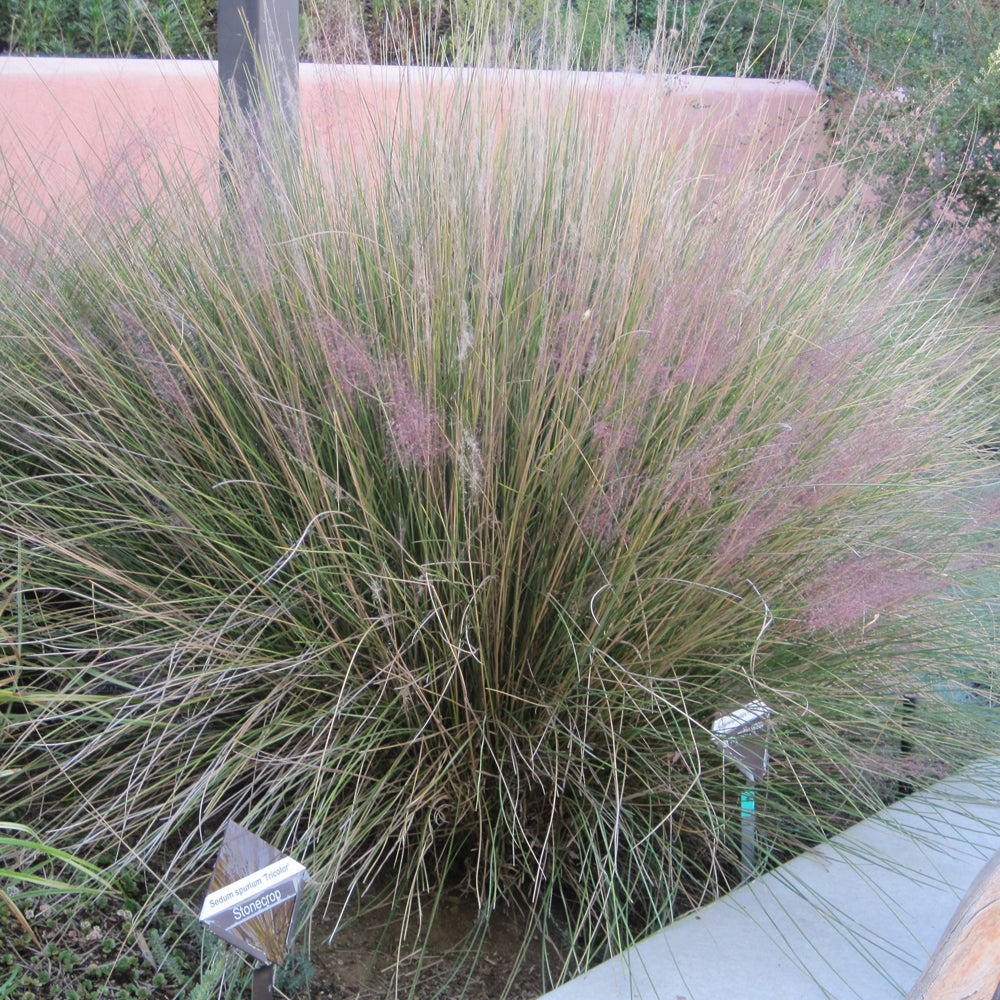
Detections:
[1, 67, 998, 990]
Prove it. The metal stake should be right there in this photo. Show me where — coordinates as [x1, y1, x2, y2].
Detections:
[710, 700, 772, 883]
[252, 964, 275, 1000]
[897, 693, 918, 798]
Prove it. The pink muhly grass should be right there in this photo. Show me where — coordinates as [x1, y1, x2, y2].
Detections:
[711, 427, 807, 567]
[0, 232, 40, 285]
[794, 329, 876, 395]
[278, 413, 313, 466]
[579, 411, 648, 545]
[848, 743, 949, 779]
[314, 319, 378, 404]
[971, 491, 1000, 529]
[592, 413, 641, 471]
[621, 317, 683, 401]
[86, 126, 161, 223]
[734, 426, 801, 493]
[550, 307, 604, 377]
[713, 497, 796, 569]
[113, 307, 192, 416]
[647, 270, 745, 390]
[673, 328, 740, 387]
[579, 467, 647, 548]
[811, 412, 925, 487]
[802, 554, 944, 633]
[580, 488, 631, 547]
[383, 360, 447, 471]
[659, 417, 738, 518]
[661, 453, 714, 518]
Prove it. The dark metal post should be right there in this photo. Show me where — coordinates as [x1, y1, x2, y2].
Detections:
[897, 693, 919, 798]
[218, 0, 299, 172]
[252, 964, 275, 1000]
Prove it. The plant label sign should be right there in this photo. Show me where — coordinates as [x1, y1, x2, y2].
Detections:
[199, 820, 308, 966]
[711, 699, 772, 782]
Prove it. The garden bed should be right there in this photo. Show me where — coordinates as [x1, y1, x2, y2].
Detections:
[1, 879, 551, 999]
[1, 47, 996, 1000]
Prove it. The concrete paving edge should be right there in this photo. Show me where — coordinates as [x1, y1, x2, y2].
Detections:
[537, 758, 1000, 1000]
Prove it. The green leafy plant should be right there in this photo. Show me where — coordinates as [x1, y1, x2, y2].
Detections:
[0, 0, 214, 56]
[1, 53, 998, 994]
[0, 839, 250, 1000]
[0, 823, 111, 948]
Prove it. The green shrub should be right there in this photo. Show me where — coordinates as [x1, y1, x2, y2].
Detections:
[822, 2, 1000, 233]
[0, 0, 214, 56]
[646, 0, 829, 77]
[1, 66, 998, 988]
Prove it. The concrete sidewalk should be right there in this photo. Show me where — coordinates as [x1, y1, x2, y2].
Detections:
[538, 758, 1000, 1000]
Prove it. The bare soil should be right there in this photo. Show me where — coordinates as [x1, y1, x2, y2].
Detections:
[303, 886, 553, 1000]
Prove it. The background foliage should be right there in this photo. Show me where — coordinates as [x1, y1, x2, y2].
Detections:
[0, 0, 214, 56]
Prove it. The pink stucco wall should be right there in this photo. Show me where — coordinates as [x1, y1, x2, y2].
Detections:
[0, 57, 835, 229]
